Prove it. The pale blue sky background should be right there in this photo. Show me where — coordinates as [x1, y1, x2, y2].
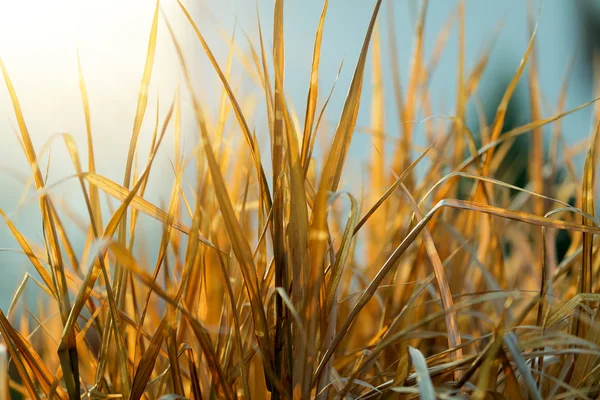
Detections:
[0, 0, 597, 309]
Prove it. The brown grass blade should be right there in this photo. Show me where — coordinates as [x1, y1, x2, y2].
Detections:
[400, 184, 463, 380]
[282, 102, 313, 397]
[130, 318, 167, 400]
[271, 0, 289, 395]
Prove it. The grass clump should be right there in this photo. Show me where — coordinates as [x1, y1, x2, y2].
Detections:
[2, 0, 600, 399]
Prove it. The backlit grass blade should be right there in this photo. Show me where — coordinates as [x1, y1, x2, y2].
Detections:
[300, 0, 328, 166]
[123, 0, 159, 189]
[130, 319, 167, 400]
[400, 184, 463, 380]
[164, 15, 275, 390]
[319, 0, 383, 192]
[176, 0, 273, 213]
[482, 3, 540, 176]
[76, 48, 102, 233]
[272, 0, 289, 395]
[0, 210, 55, 293]
[106, 241, 235, 399]
[0, 57, 77, 399]
[82, 172, 218, 250]
[0, 310, 68, 399]
[570, 121, 600, 387]
[391, 0, 427, 182]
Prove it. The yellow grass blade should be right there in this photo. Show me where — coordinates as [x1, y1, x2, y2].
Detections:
[130, 319, 167, 400]
[176, 0, 272, 212]
[82, 172, 218, 250]
[123, 0, 159, 189]
[300, 0, 329, 166]
[271, 0, 290, 394]
[0, 210, 55, 293]
[319, 0, 383, 192]
[76, 48, 102, 233]
[0, 311, 68, 399]
[483, 3, 540, 176]
[106, 241, 235, 399]
[400, 183, 463, 380]
[570, 121, 600, 386]
[0, 57, 78, 398]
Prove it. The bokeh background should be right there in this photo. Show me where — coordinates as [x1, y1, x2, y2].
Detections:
[0, 0, 598, 309]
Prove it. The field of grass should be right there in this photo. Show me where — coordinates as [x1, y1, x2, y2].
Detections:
[2, 0, 600, 399]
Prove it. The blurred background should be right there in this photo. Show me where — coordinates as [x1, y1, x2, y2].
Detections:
[0, 0, 598, 309]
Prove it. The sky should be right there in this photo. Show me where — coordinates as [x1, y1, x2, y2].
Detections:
[0, 0, 597, 308]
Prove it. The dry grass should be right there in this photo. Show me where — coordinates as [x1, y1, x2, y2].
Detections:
[1, 0, 600, 399]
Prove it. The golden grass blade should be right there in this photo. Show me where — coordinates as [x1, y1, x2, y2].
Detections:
[300, 0, 328, 166]
[570, 121, 600, 386]
[76, 48, 102, 233]
[314, 196, 600, 382]
[367, 18, 385, 265]
[483, 4, 540, 176]
[408, 346, 435, 400]
[176, 0, 272, 212]
[0, 210, 55, 293]
[213, 235, 252, 400]
[354, 145, 432, 234]
[304, 59, 344, 176]
[324, 193, 358, 314]
[0, 311, 67, 399]
[187, 349, 203, 400]
[130, 319, 167, 400]
[167, 323, 185, 397]
[82, 172, 218, 250]
[320, 0, 383, 192]
[105, 241, 235, 399]
[0, 325, 41, 400]
[386, 0, 406, 153]
[527, 1, 544, 222]
[123, 0, 159, 189]
[453, 0, 465, 168]
[163, 15, 275, 389]
[282, 102, 313, 396]
[271, 0, 289, 394]
[400, 184, 462, 380]
[391, 0, 427, 181]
